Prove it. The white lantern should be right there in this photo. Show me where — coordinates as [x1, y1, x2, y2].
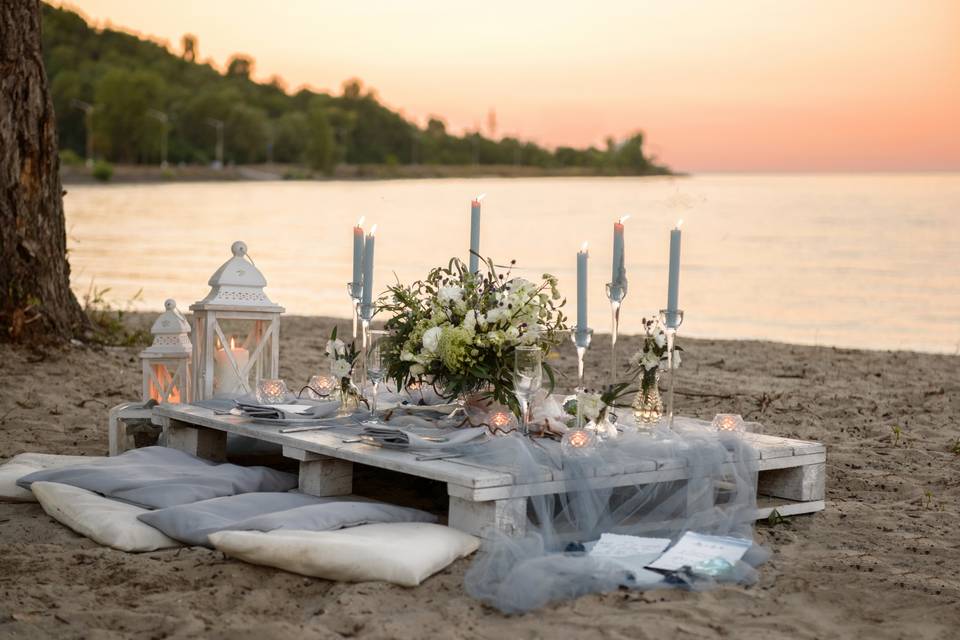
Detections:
[140, 299, 192, 404]
[190, 241, 284, 400]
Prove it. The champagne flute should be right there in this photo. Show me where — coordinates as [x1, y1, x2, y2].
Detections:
[513, 346, 543, 435]
[365, 330, 389, 422]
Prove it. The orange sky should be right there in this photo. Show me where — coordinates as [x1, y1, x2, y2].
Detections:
[57, 0, 960, 171]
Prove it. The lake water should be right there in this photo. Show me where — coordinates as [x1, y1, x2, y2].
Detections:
[63, 174, 960, 354]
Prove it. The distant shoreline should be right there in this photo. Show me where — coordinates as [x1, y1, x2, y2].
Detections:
[60, 162, 680, 184]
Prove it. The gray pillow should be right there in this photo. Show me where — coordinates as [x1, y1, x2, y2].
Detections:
[138, 492, 437, 547]
[17, 446, 296, 509]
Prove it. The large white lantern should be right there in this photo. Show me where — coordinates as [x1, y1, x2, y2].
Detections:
[190, 241, 284, 400]
[140, 299, 192, 404]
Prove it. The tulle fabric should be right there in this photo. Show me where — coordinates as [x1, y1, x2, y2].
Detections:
[456, 416, 766, 613]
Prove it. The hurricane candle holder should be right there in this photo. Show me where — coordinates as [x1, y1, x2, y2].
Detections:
[605, 279, 627, 384]
[658, 308, 684, 428]
[570, 326, 593, 428]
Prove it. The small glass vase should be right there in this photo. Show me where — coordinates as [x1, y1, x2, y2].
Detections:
[337, 383, 363, 417]
[632, 373, 663, 425]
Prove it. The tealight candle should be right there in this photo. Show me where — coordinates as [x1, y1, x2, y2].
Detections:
[489, 411, 513, 430]
[711, 413, 745, 433]
[256, 378, 290, 404]
[561, 428, 597, 456]
[307, 374, 338, 399]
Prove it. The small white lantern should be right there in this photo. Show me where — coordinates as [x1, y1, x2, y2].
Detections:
[190, 241, 284, 400]
[140, 299, 192, 404]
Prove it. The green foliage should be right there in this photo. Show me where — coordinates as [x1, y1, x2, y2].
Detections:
[41, 4, 672, 175]
[59, 148, 83, 166]
[92, 160, 113, 182]
[81, 283, 151, 347]
[890, 424, 903, 446]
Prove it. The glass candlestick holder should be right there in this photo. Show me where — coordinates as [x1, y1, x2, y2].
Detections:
[605, 279, 628, 384]
[657, 308, 684, 428]
[346, 282, 362, 342]
[570, 326, 593, 428]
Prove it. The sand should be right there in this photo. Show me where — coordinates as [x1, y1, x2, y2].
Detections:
[1, 314, 958, 639]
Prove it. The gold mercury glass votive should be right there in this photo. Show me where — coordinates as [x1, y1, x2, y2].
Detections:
[256, 378, 290, 404]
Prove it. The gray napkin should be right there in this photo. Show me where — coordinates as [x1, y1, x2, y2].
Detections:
[235, 401, 339, 421]
[360, 426, 487, 450]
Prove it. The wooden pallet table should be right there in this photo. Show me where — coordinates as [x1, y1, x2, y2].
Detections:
[151, 404, 825, 536]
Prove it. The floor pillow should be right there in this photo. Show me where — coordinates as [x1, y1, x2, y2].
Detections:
[209, 522, 479, 587]
[0, 453, 107, 502]
[17, 446, 297, 509]
[31, 482, 182, 552]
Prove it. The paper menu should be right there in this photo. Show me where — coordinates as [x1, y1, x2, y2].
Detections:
[588, 533, 671, 559]
[646, 532, 752, 572]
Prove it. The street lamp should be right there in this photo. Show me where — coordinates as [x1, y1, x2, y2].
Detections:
[72, 99, 95, 167]
[147, 109, 169, 169]
[206, 118, 224, 170]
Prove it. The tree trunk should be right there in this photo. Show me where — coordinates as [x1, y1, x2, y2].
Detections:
[0, 0, 87, 343]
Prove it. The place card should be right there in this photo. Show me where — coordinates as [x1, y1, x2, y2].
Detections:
[588, 534, 672, 587]
[646, 531, 752, 572]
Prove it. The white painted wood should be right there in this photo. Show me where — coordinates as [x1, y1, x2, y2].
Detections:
[281, 446, 326, 462]
[163, 418, 227, 461]
[755, 498, 825, 519]
[108, 404, 155, 456]
[758, 461, 826, 501]
[299, 458, 353, 496]
[448, 495, 527, 537]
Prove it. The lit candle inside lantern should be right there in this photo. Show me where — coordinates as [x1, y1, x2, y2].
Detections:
[577, 242, 589, 332]
[612, 215, 628, 285]
[213, 337, 249, 397]
[666, 220, 683, 328]
[360, 224, 377, 316]
[352, 216, 365, 296]
[469, 194, 485, 274]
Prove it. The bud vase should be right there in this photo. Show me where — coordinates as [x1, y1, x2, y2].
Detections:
[631, 373, 663, 425]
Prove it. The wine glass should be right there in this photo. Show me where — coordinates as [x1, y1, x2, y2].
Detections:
[512, 346, 543, 435]
[365, 330, 389, 422]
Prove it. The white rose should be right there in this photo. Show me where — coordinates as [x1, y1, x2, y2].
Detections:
[641, 350, 661, 370]
[463, 310, 477, 333]
[654, 332, 666, 349]
[579, 392, 604, 422]
[400, 350, 415, 362]
[330, 358, 352, 379]
[325, 338, 346, 358]
[438, 286, 463, 305]
[422, 326, 442, 353]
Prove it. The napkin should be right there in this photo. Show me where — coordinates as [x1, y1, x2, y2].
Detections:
[360, 426, 487, 450]
[235, 401, 339, 421]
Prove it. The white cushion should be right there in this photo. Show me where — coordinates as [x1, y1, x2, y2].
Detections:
[0, 453, 107, 502]
[31, 482, 182, 552]
[209, 522, 479, 587]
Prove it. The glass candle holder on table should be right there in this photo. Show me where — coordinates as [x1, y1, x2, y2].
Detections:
[256, 378, 291, 404]
[302, 374, 338, 400]
[657, 309, 684, 427]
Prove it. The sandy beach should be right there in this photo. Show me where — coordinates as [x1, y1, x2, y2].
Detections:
[1, 314, 958, 639]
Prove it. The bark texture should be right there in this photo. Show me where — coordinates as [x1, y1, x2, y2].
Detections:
[0, 0, 87, 343]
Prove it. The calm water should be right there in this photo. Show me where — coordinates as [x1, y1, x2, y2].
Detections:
[63, 174, 960, 354]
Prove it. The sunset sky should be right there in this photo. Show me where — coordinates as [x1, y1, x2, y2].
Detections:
[57, 0, 960, 172]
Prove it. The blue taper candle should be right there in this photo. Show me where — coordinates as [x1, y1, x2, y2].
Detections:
[666, 221, 682, 327]
[577, 242, 589, 331]
[361, 225, 377, 314]
[352, 217, 365, 296]
[611, 216, 626, 284]
[469, 196, 483, 274]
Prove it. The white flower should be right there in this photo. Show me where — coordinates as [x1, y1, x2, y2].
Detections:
[578, 392, 604, 422]
[400, 350, 415, 362]
[422, 326, 443, 353]
[654, 332, 666, 349]
[463, 310, 477, 333]
[640, 350, 660, 371]
[506, 326, 520, 342]
[330, 358, 352, 379]
[437, 286, 463, 305]
[325, 338, 346, 359]
[410, 364, 425, 376]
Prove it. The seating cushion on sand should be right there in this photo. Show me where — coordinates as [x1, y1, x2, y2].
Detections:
[138, 492, 437, 547]
[0, 453, 107, 502]
[17, 446, 297, 509]
[209, 522, 480, 587]
[31, 482, 182, 552]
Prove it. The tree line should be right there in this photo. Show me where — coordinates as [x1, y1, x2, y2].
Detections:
[43, 4, 672, 176]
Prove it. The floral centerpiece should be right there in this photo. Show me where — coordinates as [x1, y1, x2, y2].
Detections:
[628, 317, 680, 422]
[379, 257, 567, 414]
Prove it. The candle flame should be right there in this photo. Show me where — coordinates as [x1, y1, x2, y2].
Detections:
[474, 193, 487, 202]
[580, 241, 589, 252]
[676, 219, 684, 229]
[229, 337, 236, 349]
[357, 216, 365, 227]
[619, 215, 631, 224]
[369, 224, 378, 236]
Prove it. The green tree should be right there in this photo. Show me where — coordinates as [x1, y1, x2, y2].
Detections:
[272, 111, 309, 162]
[225, 103, 268, 163]
[225, 54, 253, 79]
[92, 67, 166, 162]
[304, 102, 335, 174]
